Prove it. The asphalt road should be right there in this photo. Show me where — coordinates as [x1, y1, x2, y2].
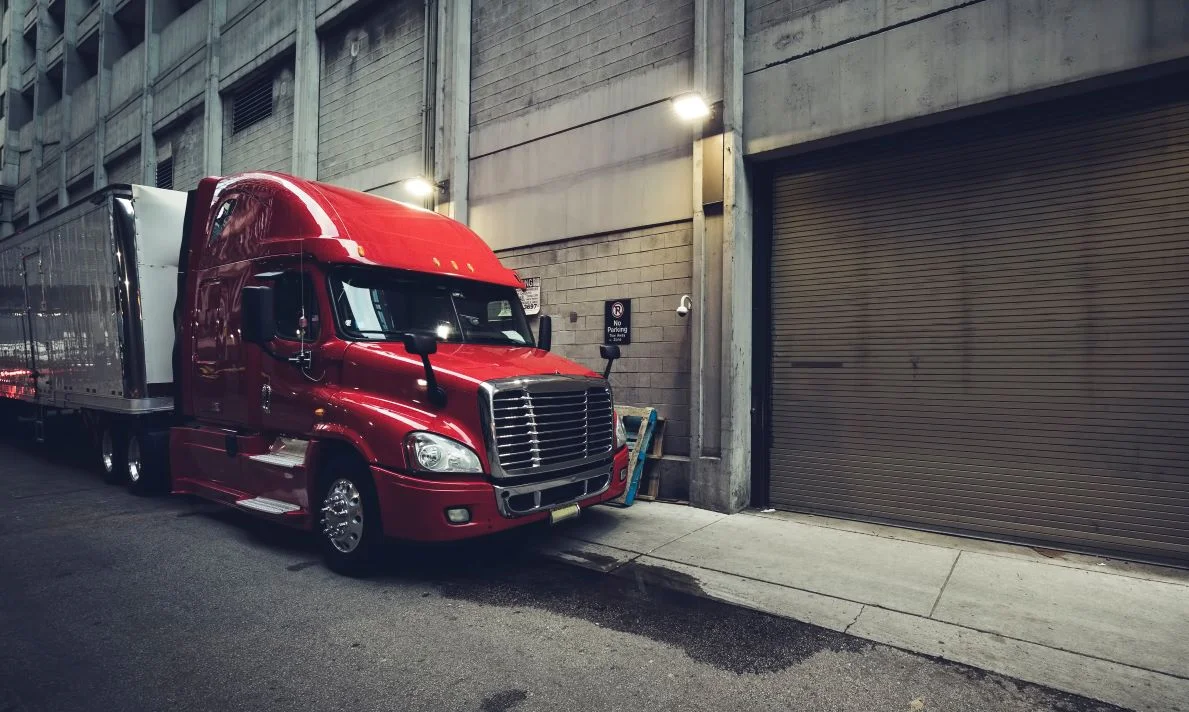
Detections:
[0, 432, 1123, 712]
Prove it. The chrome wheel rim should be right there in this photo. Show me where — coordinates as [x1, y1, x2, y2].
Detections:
[101, 430, 115, 474]
[127, 436, 142, 484]
[321, 479, 364, 553]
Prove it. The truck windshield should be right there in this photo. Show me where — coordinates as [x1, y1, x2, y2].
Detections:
[328, 266, 535, 347]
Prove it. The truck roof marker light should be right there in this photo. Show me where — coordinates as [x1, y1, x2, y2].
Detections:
[451, 260, 459, 270]
[467, 263, 474, 272]
[314, 408, 325, 418]
[433, 257, 441, 267]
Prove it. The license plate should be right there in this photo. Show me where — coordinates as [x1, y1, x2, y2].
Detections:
[549, 503, 581, 524]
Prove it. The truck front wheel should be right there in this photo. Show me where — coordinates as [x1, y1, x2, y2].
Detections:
[317, 456, 384, 576]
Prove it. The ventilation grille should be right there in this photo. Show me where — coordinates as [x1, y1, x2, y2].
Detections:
[155, 156, 173, 190]
[232, 74, 274, 134]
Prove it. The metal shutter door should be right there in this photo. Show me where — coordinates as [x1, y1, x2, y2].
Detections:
[768, 76, 1189, 562]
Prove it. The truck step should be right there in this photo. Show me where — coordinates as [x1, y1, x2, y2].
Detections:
[247, 437, 309, 469]
[236, 497, 302, 515]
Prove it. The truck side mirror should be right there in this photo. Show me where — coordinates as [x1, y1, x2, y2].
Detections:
[402, 332, 446, 407]
[538, 315, 552, 352]
[599, 344, 620, 379]
[242, 286, 276, 345]
[401, 332, 438, 356]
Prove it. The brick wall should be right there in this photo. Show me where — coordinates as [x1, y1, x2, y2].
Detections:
[105, 149, 141, 185]
[222, 65, 294, 175]
[470, 0, 694, 129]
[156, 111, 205, 190]
[496, 221, 693, 456]
[318, 0, 423, 182]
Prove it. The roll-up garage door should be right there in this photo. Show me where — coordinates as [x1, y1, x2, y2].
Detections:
[768, 75, 1189, 562]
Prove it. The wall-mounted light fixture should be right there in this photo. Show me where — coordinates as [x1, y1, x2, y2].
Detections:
[672, 93, 711, 121]
[403, 177, 436, 198]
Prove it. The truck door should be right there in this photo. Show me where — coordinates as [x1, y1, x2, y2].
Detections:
[259, 268, 322, 435]
[238, 266, 323, 503]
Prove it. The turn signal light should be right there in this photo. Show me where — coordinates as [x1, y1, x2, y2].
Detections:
[619, 468, 628, 482]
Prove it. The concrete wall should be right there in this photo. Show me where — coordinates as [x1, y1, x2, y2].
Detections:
[220, 0, 296, 87]
[317, 0, 423, 190]
[467, 0, 696, 250]
[743, 0, 1189, 156]
[104, 148, 141, 185]
[69, 76, 98, 138]
[221, 66, 295, 174]
[154, 55, 206, 129]
[159, 0, 209, 73]
[42, 101, 61, 155]
[106, 101, 142, 156]
[470, 0, 694, 129]
[110, 42, 145, 110]
[66, 132, 95, 183]
[156, 111, 205, 190]
[496, 221, 694, 456]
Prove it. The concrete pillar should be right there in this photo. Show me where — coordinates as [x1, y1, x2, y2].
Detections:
[432, 0, 468, 222]
[58, 0, 83, 204]
[290, 0, 318, 178]
[139, 0, 158, 185]
[201, 0, 224, 177]
[29, 0, 47, 222]
[689, 0, 751, 513]
[94, 0, 126, 187]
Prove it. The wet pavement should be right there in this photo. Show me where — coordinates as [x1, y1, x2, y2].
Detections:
[0, 430, 1125, 712]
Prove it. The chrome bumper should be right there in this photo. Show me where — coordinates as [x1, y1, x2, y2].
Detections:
[492, 463, 613, 518]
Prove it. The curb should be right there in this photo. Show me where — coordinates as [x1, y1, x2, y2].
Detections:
[538, 538, 1189, 712]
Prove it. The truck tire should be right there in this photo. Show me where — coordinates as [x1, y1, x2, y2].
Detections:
[99, 425, 125, 485]
[125, 430, 169, 496]
[317, 455, 385, 576]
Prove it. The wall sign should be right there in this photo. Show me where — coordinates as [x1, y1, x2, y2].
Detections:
[604, 299, 631, 344]
[517, 276, 541, 316]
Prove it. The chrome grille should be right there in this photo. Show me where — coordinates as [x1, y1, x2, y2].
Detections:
[487, 379, 615, 476]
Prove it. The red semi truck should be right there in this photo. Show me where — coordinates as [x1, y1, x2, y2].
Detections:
[0, 172, 630, 573]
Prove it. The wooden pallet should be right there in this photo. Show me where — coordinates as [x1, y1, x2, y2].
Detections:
[607, 406, 657, 507]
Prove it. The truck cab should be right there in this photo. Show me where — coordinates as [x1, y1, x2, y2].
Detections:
[168, 172, 630, 573]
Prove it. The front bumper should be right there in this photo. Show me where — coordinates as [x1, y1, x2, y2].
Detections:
[372, 446, 630, 542]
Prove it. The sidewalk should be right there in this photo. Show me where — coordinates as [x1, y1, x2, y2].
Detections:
[535, 502, 1189, 712]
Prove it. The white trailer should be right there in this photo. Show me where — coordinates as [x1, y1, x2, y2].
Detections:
[0, 184, 187, 482]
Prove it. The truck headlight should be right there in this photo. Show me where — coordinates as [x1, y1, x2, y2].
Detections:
[405, 432, 483, 473]
[615, 411, 627, 449]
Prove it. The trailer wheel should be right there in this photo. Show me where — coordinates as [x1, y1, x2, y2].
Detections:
[317, 455, 384, 577]
[125, 430, 168, 496]
[99, 426, 125, 485]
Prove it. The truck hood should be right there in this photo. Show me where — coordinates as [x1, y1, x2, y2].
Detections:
[346, 342, 601, 387]
[335, 342, 606, 471]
